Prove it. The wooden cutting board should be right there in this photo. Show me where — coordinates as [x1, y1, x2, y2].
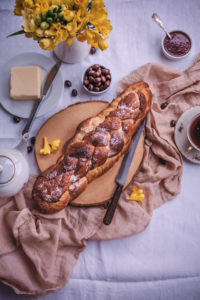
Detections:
[34, 100, 144, 206]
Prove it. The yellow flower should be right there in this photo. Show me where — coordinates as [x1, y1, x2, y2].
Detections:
[66, 22, 73, 32]
[22, 9, 37, 32]
[35, 28, 45, 37]
[126, 186, 145, 204]
[77, 31, 86, 42]
[85, 28, 94, 41]
[48, 23, 61, 38]
[52, 0, 63, 6]
[63, 10, 75, 21]
[66, 18, 77, 37]
[65, 37, 73, 45]
[90, 0, 107, 23]
[14, 0, 23, 16]
[91, 0, 104, 9]
[98, 37, 108, 50]
[96, 20, 112, 38]
[82, 28, 107, 49]
[40, 137, 52, 155]
[54, 29, 68, 45]
[76, 8, 88, 31]
[39, 38, 53, 50]
[35, 1, 50, 14]
[75, 0, 89, 7]
[23, 0, 35, 9]
[12, 0, 112, 51]
[49, 139, 61, 152]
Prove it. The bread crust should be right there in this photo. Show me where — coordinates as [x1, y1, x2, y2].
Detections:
[32, 81, 152, 214]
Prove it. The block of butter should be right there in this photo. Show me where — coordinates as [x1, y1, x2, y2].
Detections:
[10, 66, 41, 100]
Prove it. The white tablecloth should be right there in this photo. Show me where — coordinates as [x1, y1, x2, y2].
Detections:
[0, 0, 200, 299]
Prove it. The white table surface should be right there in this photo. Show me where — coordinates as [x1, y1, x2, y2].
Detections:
[0, 0, 200, 299]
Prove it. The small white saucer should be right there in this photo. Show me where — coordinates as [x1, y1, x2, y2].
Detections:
[174, 106, 200, 164]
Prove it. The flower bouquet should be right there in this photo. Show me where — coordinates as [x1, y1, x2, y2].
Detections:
[11, 0, 112, 51]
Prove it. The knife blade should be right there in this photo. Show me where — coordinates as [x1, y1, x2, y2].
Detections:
[22, 60, 62, 135]
[103, 119, 146, 225]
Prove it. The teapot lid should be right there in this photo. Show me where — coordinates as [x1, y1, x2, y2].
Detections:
[0, 155, 15, 184]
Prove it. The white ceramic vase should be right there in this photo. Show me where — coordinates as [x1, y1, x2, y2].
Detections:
[54, 38, 90, 63]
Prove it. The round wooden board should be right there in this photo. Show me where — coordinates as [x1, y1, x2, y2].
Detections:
[34, 101, 144, 206]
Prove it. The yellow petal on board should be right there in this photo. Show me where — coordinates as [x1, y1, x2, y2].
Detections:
[49, 139, 61, 152]
[126, 185, 145, 204]
[40, 137, 52, 155]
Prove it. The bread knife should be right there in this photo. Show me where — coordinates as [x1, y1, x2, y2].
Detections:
[103, 119, 146, 225]
[22, 60, 62, 135]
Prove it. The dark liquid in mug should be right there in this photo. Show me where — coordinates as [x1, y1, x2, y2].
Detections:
[189, 115, 200, 149]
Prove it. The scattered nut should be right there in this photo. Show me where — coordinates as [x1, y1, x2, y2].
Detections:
[27, 146, 33, 153]
[72, 89, 78, 97]
[13, 115, 21, 123]
[30, 136, 36, 145]
[90, 47, 96, 54]
[160, 102, 169, 110]
[178, 123, 184, 133]
[65, 80, 72, 87]
[170, 120, 176, 127]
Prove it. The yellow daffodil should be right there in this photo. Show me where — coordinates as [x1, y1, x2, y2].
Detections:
[35, 1, 49, 14]
[76, 8, 88, 31]
[35, 28, 44, 37]
[75, 0, 89, 7]
[77, 31, 86, 42]
[49, 139, 61, 152]
[85, 28, 94, 40]
[39, 38, 54, 50]
[65, 37, 73, 45]
[23, 0, 35, 9]
[98, 37, 108, 50]
[14, 0, 23, 16]
[96, 20, 112, 38]
[63, 10, 75, 21]
[52, 0, 63, 6]
[66, 22, 73, 32]
[91, 0, 104, 10]
[40, 137, 52, 155]
[126, 186, 145, 204]
[90, 0, 107, 22]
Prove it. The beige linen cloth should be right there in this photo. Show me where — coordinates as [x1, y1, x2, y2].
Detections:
[1, 55, 200, 297]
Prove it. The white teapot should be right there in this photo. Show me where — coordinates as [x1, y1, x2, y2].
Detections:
[0, 134, 29, 197]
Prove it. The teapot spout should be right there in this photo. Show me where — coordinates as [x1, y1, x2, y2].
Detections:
[15, 133, 29, 156]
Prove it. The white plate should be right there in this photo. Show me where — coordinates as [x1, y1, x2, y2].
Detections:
[0, 52, 63, 118]
[174, 106, 200, 164]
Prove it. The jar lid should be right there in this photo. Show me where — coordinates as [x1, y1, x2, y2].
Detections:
[0, 156, 15, 184]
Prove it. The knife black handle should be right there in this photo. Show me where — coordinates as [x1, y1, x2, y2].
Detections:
[103, 184, 123, 225]
[22, 99, 42, 135]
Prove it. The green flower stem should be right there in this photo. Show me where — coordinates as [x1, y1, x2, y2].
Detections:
[7, 30, 25, 38]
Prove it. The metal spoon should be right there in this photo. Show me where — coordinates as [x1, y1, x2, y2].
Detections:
[152, 13, 172, 39]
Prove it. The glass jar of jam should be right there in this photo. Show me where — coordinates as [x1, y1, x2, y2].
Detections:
[162, 30, 192, 60]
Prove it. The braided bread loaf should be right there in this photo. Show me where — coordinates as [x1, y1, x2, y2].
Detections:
[33, 81, 152, 213]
